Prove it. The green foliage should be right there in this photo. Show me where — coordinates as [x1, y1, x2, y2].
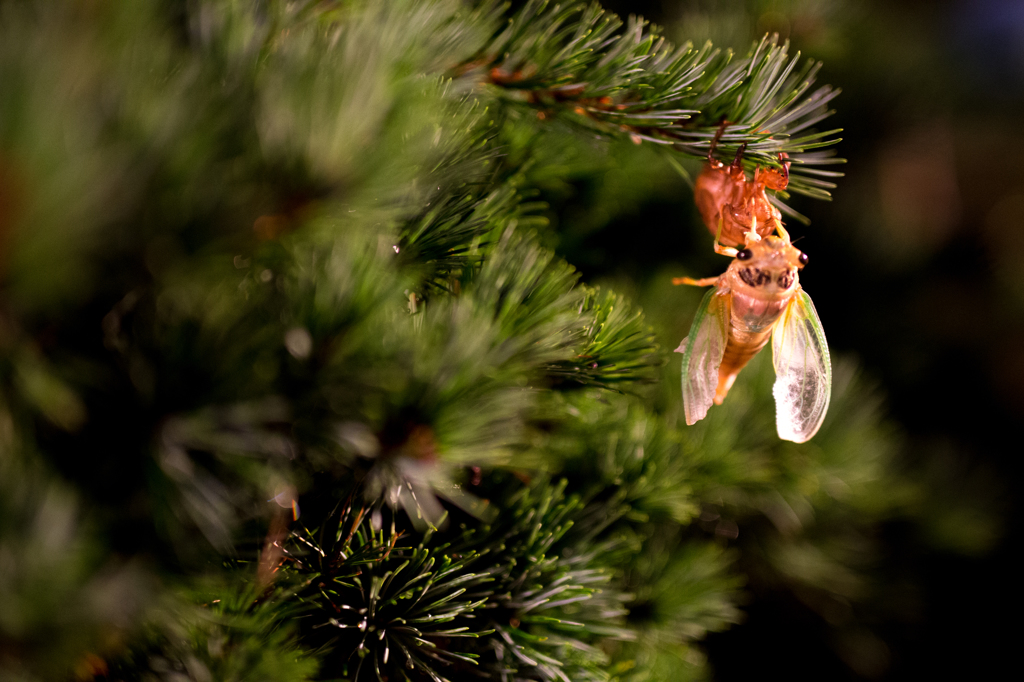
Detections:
[613, 540, 742, 682]
[534, 391, 698, 526]
[286, 501, 494, 680]
[452, 479, 630, 682]
[546, 288, 662, 389]
[0, 454, 143, 681]
[471, 0, 842, 199]
[0, 1, 925, 682]
[106, 578, 320, 682]
[283, 480, 629, 682]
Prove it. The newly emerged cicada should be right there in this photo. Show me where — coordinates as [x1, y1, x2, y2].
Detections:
[694, 126, 790, 248]
[674, 225, 831, 442]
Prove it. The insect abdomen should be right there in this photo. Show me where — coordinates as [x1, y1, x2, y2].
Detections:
[714, 328, 772, 403]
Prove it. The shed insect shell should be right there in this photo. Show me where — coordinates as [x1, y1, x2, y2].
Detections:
[673, 229, 831, 442]
[694, 156, 790, 248]
[693, 125, 791, 248]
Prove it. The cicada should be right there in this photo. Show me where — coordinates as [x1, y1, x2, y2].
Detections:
[674, 225, 831, 442]
[694, 126, 790, 248]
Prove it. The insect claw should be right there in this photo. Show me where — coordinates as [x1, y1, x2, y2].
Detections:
[708, 120, 729, 161]
[730, 143, 747, 171]
[713, 242, 739, 257]
[778, 152, 790, 185]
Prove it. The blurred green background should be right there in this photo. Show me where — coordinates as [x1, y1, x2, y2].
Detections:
[536, 0, 1022, 678]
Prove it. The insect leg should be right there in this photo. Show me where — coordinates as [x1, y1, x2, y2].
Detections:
[743, 212, 763, 245]
[730, 143, 747, 172]
[713, 241, 739, 257]
[711, 215, 742, 256]
[777, 152, 790, 187]
[708, 120, 729, 161]
[774, 220, 790, 242]
[673, 276, 720, 287]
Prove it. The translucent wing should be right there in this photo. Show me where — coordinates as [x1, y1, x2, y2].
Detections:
[676, 289, 729, 425]
[771, 289, 831, 442]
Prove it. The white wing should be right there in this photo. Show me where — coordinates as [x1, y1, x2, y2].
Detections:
[677, 289, 729, 425]
[771, 289, 831, 442]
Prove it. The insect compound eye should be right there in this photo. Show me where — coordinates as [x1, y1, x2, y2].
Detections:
[736, 248, 753, 261]
[798, 252, 809, 266]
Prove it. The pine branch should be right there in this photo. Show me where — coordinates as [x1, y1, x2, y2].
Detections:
[452, 477, 633, 682]
[397, 158, 542, 297]
[462, 1, 842, 199]
[613, 540, 742, 682]
[105, 575, 320, 681]
[546, 287, 663, 389]
[284, 501, 495, 681]
[622, 540, 744, 642]
[278, 477, 635, 682]
[533, 391, 700, 526]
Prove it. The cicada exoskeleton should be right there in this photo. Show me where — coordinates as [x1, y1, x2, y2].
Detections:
[694, 126, 791, 248]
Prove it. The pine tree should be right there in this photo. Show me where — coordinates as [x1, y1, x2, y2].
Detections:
[0, 1, 909, 681]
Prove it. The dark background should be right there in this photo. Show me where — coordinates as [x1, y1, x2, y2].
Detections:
[543, 0, 1022, 678]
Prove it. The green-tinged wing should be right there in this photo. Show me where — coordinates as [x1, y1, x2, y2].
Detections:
[676, 289, 729, 426]
[771, 289, 831, 442]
